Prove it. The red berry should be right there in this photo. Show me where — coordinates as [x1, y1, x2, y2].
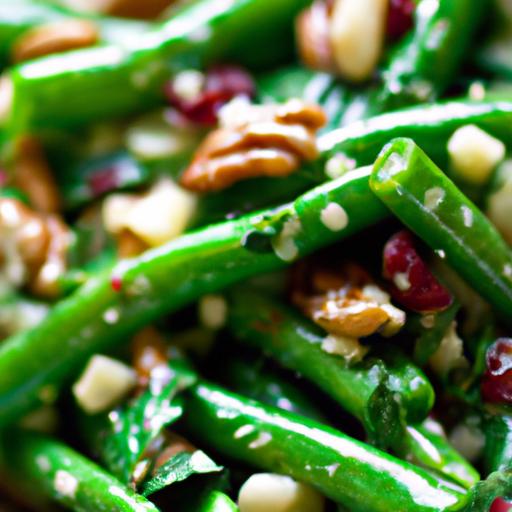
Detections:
[387, 0, 415, 41]
[490, 497, 512, 512]
[382, 230, 453, 312]
[164, 65, 255, 126]
[481, 338, 512, 404]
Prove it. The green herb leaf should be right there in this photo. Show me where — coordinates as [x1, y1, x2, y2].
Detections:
[141, 450, 222, 497]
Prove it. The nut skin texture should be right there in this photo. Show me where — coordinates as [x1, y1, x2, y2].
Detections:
[12, 19, 99, 63]
[180, 100, 326, 192]
[292, 261, 404, 339]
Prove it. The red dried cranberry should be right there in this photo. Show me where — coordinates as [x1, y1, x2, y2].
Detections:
[387, 0, 415, 41]
[88, 166, 121, 197]
[382, 230, 453, 312]
[481, 338, 512, 404]
[111, 275, 123, 293]
[164, 65, 255, 126]
[490, 497, 512, 512]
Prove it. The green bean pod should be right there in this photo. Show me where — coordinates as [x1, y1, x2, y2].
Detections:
[378, 0, 485, 110]
[0, 430, 159, 511]
[3, 0, 309, 132]
[226, 288, 433, 425]
[370, 137, 512, 323]
[181, 380, 468, 512]
[0, 167, 386, 426]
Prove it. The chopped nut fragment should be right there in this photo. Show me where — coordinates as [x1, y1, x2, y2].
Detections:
[292, 261, 405, 339]
[180, 99, 326, 192]
[0, 197, 70, 298]
[13, 137, 61, 214]
[12, 19, 99, 63]
[131, 326, 168, 385]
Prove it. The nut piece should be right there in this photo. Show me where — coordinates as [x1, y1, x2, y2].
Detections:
[66, 0, 175, 19]
[292, 261, 405, 340]
[296, 1, 335, 72]
[180, 98, 327, 192]
[329, 0, 388, 82]
[12, 19, 99, 63]
[13, 137, 61, 214]
[0, 197, 70, 298]
[131, 326, 168, 384]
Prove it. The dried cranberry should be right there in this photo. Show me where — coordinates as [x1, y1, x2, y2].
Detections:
[382, 230, 453, 312]
[481, 338, 512, 404]
[490, 497, 512, 512]
[164, 65, 255, 126]
[88, 166, 121, 197]
[387, 0, 415, 41]
[111, 275, 123, 293]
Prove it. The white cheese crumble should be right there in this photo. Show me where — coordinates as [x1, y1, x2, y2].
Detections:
[72, 355, 136, 414]
[424, 187, 445, 211]
[448, 125, 505, 185]
[429, 322, 468, 376]
[321, 334, 368, 363]
[198, 294, 228, 330]
[54, 470, 78, 499]
[271, 217, 301, 262]
[238, 473, 324, 512]
[324, 153, 356, 179]
[393, 271, 411, 291]
[320, 203, 348, 232]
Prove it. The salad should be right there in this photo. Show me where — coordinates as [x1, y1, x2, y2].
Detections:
[0, 0, 511, 511]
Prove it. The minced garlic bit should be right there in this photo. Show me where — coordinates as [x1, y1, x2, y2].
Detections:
[198, 294, 228, 329]
[320, 203, 348, 232]
[329, 0, 388, 82]
[54, 470, 79, 499]
[72, 354, 136, 414]
[180, 98, 327, 192]
[424, 187, 445, 211]
[102, 178, 197, 250]
[429, 321, 468, 376]
[448, 125, 505, 185]
[238, 473, 325, 512]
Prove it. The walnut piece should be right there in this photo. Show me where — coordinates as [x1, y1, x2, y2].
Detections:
[0, 198, 70, 298]
[12, 19, 99, 63]
[292, 261, 405, 339]
[180, 98, 327, 192]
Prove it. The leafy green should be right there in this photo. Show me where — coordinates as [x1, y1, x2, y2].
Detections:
[101, 360, 197, 483]
[141, 450, 222, 497]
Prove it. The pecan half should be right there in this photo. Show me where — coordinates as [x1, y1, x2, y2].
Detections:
[292, 261, 405, 339]
[13, 137, 61, 214]
[0, 198, 70, 298]
[180, 98, 326, 192]
[12, 19, 99, 63]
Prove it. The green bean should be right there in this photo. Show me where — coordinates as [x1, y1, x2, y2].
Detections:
[181, 379, 468, 512]
[0, 429, 159, 512]
[483, 413, 512, 473]
[0, 167, 386, 426]
[226, 288, 478, 487]
[3, 0, 309, 132]
[370, 137, 512, 323]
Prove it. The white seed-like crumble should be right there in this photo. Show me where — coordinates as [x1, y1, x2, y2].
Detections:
[320, 203, 349, 232]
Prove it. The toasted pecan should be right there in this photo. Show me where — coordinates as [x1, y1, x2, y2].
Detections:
[180, 99, 326, 192]
[12, 19, 99, 63]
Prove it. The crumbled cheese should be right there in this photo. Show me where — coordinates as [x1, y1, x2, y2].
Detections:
[329, 0, 388, 82]
[424, 187, 445, 211]
[198, 294, 228, 329]
[271, 217, 301, 262]
[320, 203, 348, 232]
[72, 355, 136, 414]
[238, 473, 324, 512]
[449, 421, 485, 462]
[448, 125, 505, 185]
[321, 334, 368, 363]
[379, 303, 406, 337]
[172, 70, 205, 102]
[54, 470, 78, 499]
[103, 179, 197, 247]
[429, 322, 468, 376]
